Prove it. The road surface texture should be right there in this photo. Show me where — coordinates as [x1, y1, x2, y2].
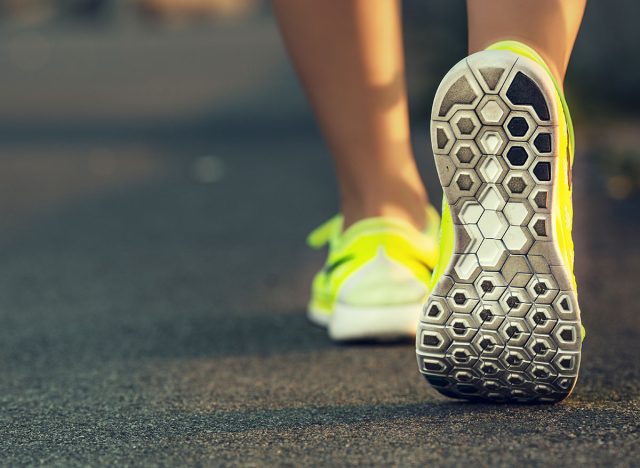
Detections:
[0, 14, 638, 467]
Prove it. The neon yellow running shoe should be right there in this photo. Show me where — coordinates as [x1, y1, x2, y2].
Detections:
[417, 41, 582, 403]
[307, 206, 440, 341]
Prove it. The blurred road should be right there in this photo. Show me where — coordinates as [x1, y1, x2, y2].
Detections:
[0, 16, 638, 466]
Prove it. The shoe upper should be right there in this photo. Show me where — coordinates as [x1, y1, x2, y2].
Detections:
[431, 40, 577, 292]
[307, 206, 441, 318]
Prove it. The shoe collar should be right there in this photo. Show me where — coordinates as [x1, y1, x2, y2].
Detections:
[307, 205, 440, 250]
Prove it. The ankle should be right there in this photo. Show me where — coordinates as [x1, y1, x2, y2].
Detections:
[341, 187, 429, 232]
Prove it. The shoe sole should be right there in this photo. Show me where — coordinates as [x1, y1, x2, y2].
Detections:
[417, 50, 582, 403]
[308, 306, 331, 327]
[324, 302, 421, 341]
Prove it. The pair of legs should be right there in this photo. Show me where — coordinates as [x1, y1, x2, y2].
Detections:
[273, 0, 586, 229]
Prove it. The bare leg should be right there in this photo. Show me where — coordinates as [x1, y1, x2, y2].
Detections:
[273, 0, 427, 229]
[467, 0, 587, 86]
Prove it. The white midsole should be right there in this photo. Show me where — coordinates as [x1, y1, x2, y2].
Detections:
[307, 306, 331, 327]
[327, 302, 421, 341]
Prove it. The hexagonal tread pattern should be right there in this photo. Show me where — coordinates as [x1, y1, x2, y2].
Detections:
[420, 50, 581, 403]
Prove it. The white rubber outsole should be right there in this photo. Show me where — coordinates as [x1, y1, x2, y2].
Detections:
[416, 50, 582, 403]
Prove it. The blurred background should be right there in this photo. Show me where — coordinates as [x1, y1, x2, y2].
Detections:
[0, 0, 637, 237]
[0, 1, 638, 464]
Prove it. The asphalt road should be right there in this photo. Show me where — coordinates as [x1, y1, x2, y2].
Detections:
[0, 16, 638, 466]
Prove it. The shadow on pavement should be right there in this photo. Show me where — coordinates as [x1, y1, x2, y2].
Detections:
[173, 398, 637, 434]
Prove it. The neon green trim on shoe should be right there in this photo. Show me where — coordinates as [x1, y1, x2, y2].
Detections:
[307, 205, 440, 331]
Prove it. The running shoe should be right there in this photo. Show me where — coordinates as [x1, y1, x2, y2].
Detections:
[307, 206, 440, 341]
[417, 41, 582, 402]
